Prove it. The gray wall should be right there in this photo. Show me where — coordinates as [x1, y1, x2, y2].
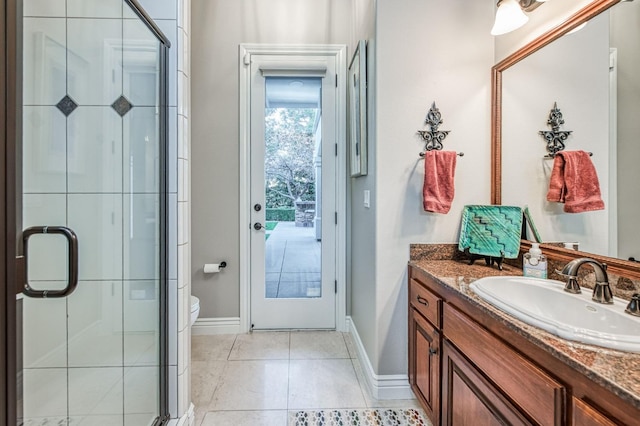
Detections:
[191, 0, 352, 318]
[369, 0, 494, 376]
[348, 0, 377, 372]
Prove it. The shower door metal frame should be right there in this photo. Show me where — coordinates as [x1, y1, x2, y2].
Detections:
[2, 0, 21, 424]
[122, 4, 171, 422]
[155, 39, 170, 426]
[2, 0, 172, 424]
[125, 1, 172, 423]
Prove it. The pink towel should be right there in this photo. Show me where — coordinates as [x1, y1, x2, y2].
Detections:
[546, 150, 604, 213]
[423, 151, 457, 214]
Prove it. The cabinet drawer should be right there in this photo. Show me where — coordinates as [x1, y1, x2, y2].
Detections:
[410, 278, 441, 328]
[444, 304, 565, 426]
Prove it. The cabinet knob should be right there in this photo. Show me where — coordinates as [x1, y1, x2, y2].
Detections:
[416, 296, 429, 307]
[429, 348, 438, 355]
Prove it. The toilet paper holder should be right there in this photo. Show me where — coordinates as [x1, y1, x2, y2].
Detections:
[203, 261, 227, 274]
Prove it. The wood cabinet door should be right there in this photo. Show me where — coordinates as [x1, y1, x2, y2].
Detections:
[442, 341, 533, 426]
[409, 308, 440, 425]
[572, 398, 618, 426]
[443, 304, 565, 425]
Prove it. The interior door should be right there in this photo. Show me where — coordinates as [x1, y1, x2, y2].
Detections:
[249, 55, 337, 329]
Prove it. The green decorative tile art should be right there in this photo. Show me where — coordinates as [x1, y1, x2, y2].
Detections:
[458, 205, 523, 259]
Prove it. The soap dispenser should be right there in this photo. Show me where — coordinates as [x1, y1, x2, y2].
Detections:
[523, 243, 547, 279]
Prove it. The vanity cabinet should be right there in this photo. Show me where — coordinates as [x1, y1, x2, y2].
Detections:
[408, 264, 638, 426]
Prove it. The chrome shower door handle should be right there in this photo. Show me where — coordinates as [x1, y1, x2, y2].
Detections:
[22, 226, 79, 298]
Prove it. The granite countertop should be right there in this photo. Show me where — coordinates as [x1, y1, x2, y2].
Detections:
[408, 257, 640, 410]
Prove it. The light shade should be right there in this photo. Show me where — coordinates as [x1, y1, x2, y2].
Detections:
[491, 0, 529, 36]
[567, 22, 588, 35]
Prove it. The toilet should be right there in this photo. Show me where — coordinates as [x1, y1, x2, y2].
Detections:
[190, 296, 200, 326]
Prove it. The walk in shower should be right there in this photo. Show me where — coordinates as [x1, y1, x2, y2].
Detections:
[18, 0, 169, 424]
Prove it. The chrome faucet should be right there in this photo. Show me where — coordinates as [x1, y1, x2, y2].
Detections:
[559, 258, 613, 304]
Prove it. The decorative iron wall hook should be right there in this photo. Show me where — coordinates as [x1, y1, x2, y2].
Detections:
[418, 102, 463, 157]
[539, 102, 573, 157]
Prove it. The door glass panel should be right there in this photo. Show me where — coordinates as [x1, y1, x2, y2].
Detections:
[264, 77, 322, 299]
[19, 1, 164, 425]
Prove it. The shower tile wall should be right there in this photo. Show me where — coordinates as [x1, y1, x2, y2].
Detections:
[21, 1, 168, 425]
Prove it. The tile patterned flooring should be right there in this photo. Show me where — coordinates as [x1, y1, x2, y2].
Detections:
[191, 331, 425, 426]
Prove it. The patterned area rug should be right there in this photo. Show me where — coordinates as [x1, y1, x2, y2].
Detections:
[289, 408, 430, 426]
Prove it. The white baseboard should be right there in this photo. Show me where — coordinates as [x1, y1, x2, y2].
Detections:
[191, 317, 241, 335]
[347, 316, 414, 400]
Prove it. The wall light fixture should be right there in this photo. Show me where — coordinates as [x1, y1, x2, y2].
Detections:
[491, 0, 548, 36]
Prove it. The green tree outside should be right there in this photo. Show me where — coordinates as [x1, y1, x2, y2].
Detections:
[264, 108, 318, 209]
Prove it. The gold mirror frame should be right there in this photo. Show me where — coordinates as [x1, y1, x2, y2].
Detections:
[490, 0, 640, 280]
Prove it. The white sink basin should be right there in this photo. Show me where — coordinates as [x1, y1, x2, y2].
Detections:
[470, 276, 640, 353]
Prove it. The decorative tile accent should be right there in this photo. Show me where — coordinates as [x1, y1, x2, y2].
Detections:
[56, 95, 78, 116]
[111, 95, 134, 117]
[458, 205, 523, 259]
[290, 409, 430, 426]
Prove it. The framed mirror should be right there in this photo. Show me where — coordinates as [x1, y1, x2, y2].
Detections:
[349, 40, 368, 177]
[491, 0, 640, 278]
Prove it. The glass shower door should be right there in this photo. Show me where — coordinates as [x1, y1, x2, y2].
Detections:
[19, 1, 168, 425]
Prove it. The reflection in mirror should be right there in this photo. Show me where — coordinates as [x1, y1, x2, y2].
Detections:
[497, 0, 640, 261]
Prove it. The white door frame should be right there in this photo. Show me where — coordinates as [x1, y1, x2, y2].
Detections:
[239, 44, 347, 332]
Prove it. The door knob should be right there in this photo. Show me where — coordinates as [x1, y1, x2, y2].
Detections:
[254, 222, 265, 231]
